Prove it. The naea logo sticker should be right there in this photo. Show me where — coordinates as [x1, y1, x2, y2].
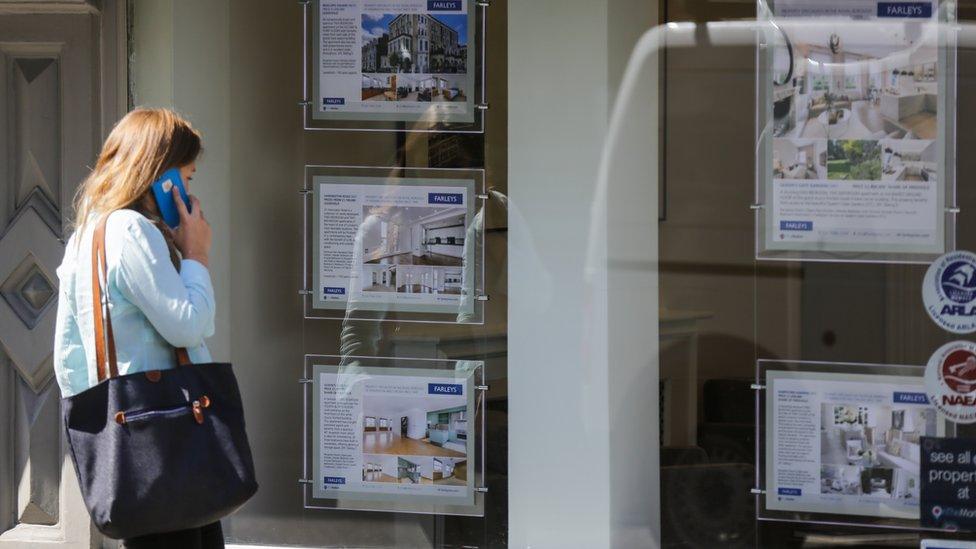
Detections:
[923, 251, 976, 334]
[925, 341, 976, 424]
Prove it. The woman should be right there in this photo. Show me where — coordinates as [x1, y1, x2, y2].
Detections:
[54, 108, 222, 548]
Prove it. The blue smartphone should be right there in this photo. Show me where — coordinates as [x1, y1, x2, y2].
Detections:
[150, 168, 190, 228]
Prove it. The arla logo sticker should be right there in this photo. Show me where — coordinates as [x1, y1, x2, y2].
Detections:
[161, 179, 174, 193]
[428, 193, 463, 205]
[925, 341, 976, 424]
[428, 383, 463, 395]
[877, 1, 933, 18]
[923, 251, 976, 334]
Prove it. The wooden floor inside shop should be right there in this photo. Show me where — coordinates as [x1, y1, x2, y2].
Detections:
[365, 252, 462, 267]
[363, 432, 466, 457]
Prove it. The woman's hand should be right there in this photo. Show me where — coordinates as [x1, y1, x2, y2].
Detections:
[170, 188, 212, 268]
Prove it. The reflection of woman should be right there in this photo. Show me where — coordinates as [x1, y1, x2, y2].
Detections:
[54, 109, 223, 548]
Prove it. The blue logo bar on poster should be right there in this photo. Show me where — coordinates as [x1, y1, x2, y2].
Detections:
[780, 221, 813, 231]
[323, 287, 346, 296]
[777, 487, 802, 496]
[894, 392, 930, 404]
[877, 2, 932, 18]
[324, 477, 346, 485]
[428, 383, 463, 395]
[428, 0, 463, 10]
[323, 97, 345, 106]
[428, 193, 464, 205]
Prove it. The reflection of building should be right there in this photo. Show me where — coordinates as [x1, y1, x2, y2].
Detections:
[386, 14, 465, 74]
[362, 34, 390, 72]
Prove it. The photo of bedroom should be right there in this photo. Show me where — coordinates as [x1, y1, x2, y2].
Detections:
[882, 139, 937, 181]
[433, 457, 468, 486]
[773, 138, 827, 179]
[362, 393, 468, 458]
[819, 403, 935, 502]
[773, 23, 938, 141]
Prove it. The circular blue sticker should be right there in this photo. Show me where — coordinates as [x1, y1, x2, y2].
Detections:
[924, 251, 976, 334]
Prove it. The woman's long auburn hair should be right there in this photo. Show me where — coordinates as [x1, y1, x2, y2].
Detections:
[73, 108, 202, 231]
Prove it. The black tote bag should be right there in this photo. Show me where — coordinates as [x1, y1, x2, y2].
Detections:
[63, 215, 258, 540]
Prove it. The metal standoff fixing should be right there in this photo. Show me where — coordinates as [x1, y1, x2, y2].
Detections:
[476, 103, 490, 111]
[750, 488, 766, 495]
[298, 478, 313, 485]
[298, 378, 314, 385]
[298, 289, 312, 296]
[749, 203, 765, 210]
[750, 383, 766, 391]
[298, 100, 312, 107]
[476, 295, 490, 302]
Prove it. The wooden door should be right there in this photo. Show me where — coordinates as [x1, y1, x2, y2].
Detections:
[0, 1, 124, 546]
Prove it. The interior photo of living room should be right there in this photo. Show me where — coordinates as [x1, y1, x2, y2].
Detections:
[362, 455, 398, 483]
[362, 393, 468, 458]
[773, 138, 827, 179]
[819, 403, 936, 502]
[882, 138, 937, 181]
[773, 23, 937, 141]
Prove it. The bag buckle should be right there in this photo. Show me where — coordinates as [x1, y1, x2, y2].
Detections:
[192, 395, 211, 425]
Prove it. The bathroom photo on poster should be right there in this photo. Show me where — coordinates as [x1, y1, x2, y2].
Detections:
[313, 0, 476, 123]
[312, 175, 477, 317]
[311, 364, 477, 507]
[760, 0, 950, 260]
[766, 369, 945, 520]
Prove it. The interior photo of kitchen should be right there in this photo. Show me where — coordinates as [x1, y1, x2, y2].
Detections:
[881, 139, 937, 181]
[773, 23, 938, 141]
[819, 403, 936, 502]
[432, 457, 468, 486]
[772, 138, 827, 179]
[361, 393, 468, 458]
[362, 205, 466, 268]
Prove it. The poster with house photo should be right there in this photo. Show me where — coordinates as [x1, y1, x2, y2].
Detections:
[311, 364, 476, 507]
[766, 368, 945, 519]
[759, 0, 953, 260]
[313, 0, 476, 123]
[312, 175, 477, 316]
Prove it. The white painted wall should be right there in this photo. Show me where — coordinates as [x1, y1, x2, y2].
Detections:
[130, 0, 231, 362]
[405, 407, 427, 440]
[509, 0, 659, 547]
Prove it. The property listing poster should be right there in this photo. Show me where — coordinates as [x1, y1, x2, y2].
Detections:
[762, 0, 949, 258]
[312, 175, 477, 316]
[313, 0, 476, 123]
[311, 364, 476, 507]
[766, 369, 945, 519]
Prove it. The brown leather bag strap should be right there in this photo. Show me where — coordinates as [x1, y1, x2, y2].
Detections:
[91, 213, 192, 382]
[92, 216, 119, 381]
